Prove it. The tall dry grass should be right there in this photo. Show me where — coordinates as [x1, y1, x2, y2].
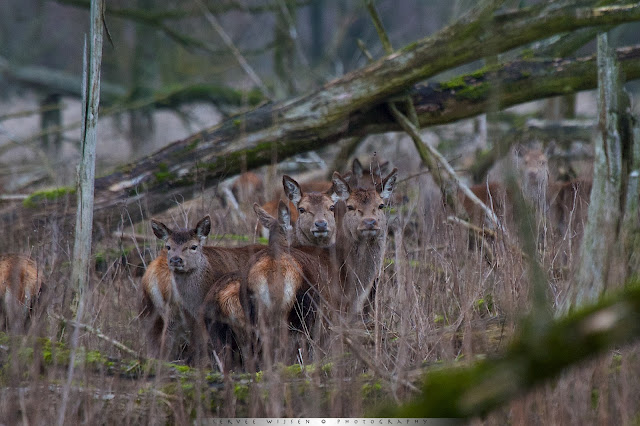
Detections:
[0, 130, 636, 424]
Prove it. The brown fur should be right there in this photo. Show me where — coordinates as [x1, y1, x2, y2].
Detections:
[139, 252, 180, 357]
[459, 146, 550, 226]
[243, 202, 335, 364]
[283, 175, 337, 247]
[344, 157, 392, 190]
[246, 202, 300, 321]
[231, 171, 265, 205]
[0, 254, 43, 332]
[547, 179, 592, 235]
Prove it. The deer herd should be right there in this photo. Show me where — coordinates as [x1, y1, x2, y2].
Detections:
[0, 146, 594, 371]
[139, 159, 399, 368]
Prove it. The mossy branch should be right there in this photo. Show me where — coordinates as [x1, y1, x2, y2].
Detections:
[0, 57, 265, 108]
[6, 45, 640, 235]
[382, 280, 640, 418]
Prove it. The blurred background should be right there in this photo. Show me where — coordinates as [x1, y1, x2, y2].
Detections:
[1, 0, 638, 191]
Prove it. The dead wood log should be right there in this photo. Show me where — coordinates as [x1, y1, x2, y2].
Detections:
[4, 44, 640, 237]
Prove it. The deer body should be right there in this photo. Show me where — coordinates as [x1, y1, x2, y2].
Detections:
[231, 171, 265, 206]
[331, 168, 398, 315]
[142, 216, 264, 360]
[0, 254, 43, 332]
[460, 146, 550, 225]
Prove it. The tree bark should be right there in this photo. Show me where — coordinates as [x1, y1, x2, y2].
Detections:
[6, 44, 640, 236]
[571, 33, 624, 309]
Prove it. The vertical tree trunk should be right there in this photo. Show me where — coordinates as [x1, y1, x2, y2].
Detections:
[621, 105, 640, 278]
[71, 0, 103, 298]
[40, 93, 62, 165]
[60, 3, 104, 424]
[571, 33, 623, 308]
[129, 0, 158, 158]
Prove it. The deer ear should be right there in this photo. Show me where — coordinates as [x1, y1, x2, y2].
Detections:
[253, 203, 275, 229]
[545, 141, 556, 157]
[151, 219, 170, 241]
[377, 160, 392, 177]
[341, 170, 354, 186]
[380, 168, 398, 202]
[277, 200, 291, 230]
[283, 175, 302, 206]
[331, 171, 350, 202]
[195, 215, 211, 239]
[352, 158, 364, 177]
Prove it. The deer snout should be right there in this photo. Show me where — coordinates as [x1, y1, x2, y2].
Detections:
[311, 219, 330, 239]
[314, 220, 328, 231]
[169, 256, 184, 270]
[357, 217, 381, 238]
[362, 218, 378, 229]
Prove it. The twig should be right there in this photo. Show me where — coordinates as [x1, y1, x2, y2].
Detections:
[0, 194, 29, 201]
[446, 215, 497, 239]
[356, 39, 374, 62]
[49, 312, 142, 359]
[389, 103, 507, 235]
[275, 0, 314, 75]
[343, 335, 420, 394]
[196, 0, 271, 99]
[363, 0, 393, 54]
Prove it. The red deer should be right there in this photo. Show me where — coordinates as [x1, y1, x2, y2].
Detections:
[0, 254, 43, 332]
[460, 146, 550, 226]
[257, 157, 393, 238]
[230, 171, 265, 206]
[331, 167, 398, 315]
[200, 169, 398, 365]
[141, 216, 264, 361]
[345, 157, 392, 190]
[199, 200, 335, 368]
[547, 179, 592, 236]
[283, 175, 337, 247]
[139, 252, 182, 358]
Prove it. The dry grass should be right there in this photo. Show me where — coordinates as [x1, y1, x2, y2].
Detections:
[0, 132, 637, 424]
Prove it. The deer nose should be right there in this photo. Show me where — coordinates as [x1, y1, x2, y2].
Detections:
[169, 256, 183, 267]
[362, 218, 377, 229]
[314, 220, 328, 231]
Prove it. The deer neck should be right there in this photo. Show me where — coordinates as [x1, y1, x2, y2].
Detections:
[171, 255, 210, 317]
[339, 230, 386, 312]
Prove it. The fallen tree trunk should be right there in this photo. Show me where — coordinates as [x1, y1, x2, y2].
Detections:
[5, 44, 640, 234]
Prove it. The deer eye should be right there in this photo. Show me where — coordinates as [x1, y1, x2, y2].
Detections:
[379, 203, 385, 209]
[165, 245, 171, 251]
[329, 205, 335, 212]
[190, 245, 198, 251]
[347, 205, 355, 211]
[298, 207, 306, 214]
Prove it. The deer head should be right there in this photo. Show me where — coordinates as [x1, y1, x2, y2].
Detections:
[283, 175, 336, 247]
[332, 168, 398, 241]
[253, 200, 295, 249]
[151, 216, 211, 274]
